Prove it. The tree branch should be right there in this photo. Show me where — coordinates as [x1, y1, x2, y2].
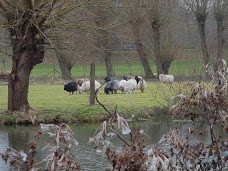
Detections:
[95, 82, 112, 116]
[0, 0, 12, 20]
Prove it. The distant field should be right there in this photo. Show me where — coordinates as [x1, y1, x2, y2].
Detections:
[1, 48, 228, 78]
[0, 60, 205, 78]
[32, 60, 204, 78]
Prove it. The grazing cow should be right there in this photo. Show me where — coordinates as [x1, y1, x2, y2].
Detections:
[64, 81, 78, 95]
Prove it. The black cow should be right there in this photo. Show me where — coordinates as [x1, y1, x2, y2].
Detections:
[64, 81, 78, 95]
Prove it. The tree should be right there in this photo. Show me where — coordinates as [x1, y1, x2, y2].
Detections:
[54, 43, 74, 80]
[213, 0, 228, 70]
[146, 0, 164, 75]
[184, 0, 211, 66]
[57, 1, 116, 78]
[91, 2, 114, 77]
[95, 17, 114, 77]
[49, 7, 92, 80]
[0, 0, 79, 112]
[143, 0, 182, 75]
[159, 0, 184, 74]
[128, 0, 155, 79]
[0, 28, 11, 72]
[128, 0, 184, 76]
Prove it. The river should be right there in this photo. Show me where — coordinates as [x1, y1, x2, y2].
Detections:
[0, 121, 227, 170]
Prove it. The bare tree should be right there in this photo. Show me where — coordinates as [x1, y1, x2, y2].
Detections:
[145, 0, 183, 75]
[54, 43, 74, 80]
[95, 21, 113, 77]
[0, 0, 80, 112]
[127, 0, 155, 79]
[184, 0, 211, 66]
[144, 0, 164, 75]
[89, 2, 115, 77]
[160, 0, 184, 74]
[50, 7, 95, 80]
[49, 19, 75, 80]
[213, 0, 228, 70]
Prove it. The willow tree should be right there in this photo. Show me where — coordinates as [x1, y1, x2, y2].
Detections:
[0, 0, 78, 112]
[127, 0, 154, 79]
[145, 0, 182, 75]
[213, 0, 228, 70]
[88, 1, 115, 77]
[184, 0, 211, 66]
[54, 43, 74, 80]
[145, 0, 164, 75]
[159, 0, 184, 74]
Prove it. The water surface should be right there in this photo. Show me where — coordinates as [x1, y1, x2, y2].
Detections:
[0, 121, 227, 170]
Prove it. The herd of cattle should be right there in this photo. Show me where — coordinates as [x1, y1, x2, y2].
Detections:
[64, 74, 174, 95]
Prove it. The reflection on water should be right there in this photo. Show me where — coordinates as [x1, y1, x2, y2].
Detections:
[0, 121, 227, 170]
[0, 128, 9, 171]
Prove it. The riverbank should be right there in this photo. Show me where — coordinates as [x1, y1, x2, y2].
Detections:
[0, 81, 178, 125]
[0, 105, 169, 125]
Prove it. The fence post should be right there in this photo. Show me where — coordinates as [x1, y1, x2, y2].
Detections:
[90, 63, 95, 105]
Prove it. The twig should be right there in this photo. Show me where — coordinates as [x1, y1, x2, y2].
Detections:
[109, 127, 130, 146]
[95, 82, 112, 116]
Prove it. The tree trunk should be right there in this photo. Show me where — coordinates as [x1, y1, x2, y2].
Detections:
[90, 63, 95, 105]
[197, 19, 210, 66]
[100, 30, 114, 77]
[132, 20, 154, 79]
[215, 19, 224, 70]
[55, 48, 73, 80]
[8, 29, 44, 113]
[151, 20, 163, 76]
[8, 54, 32, 112]
[161, 58, 172, 74]
[104, 52, 113, 77]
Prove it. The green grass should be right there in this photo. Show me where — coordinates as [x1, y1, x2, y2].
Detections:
[28, 60, 204, 78]
[0, 60, 204, 78]
[0, 82, 184, 124]
[0, 60, 206, 124]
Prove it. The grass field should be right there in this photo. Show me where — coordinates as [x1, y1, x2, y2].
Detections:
[0, 60, 205, 78]
[32, 60, 204, 78]
[0, 60, 205, 124]
[0, 81, 189, 124]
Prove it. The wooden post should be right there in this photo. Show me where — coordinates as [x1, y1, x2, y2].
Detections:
[90, 63, 95, 105]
